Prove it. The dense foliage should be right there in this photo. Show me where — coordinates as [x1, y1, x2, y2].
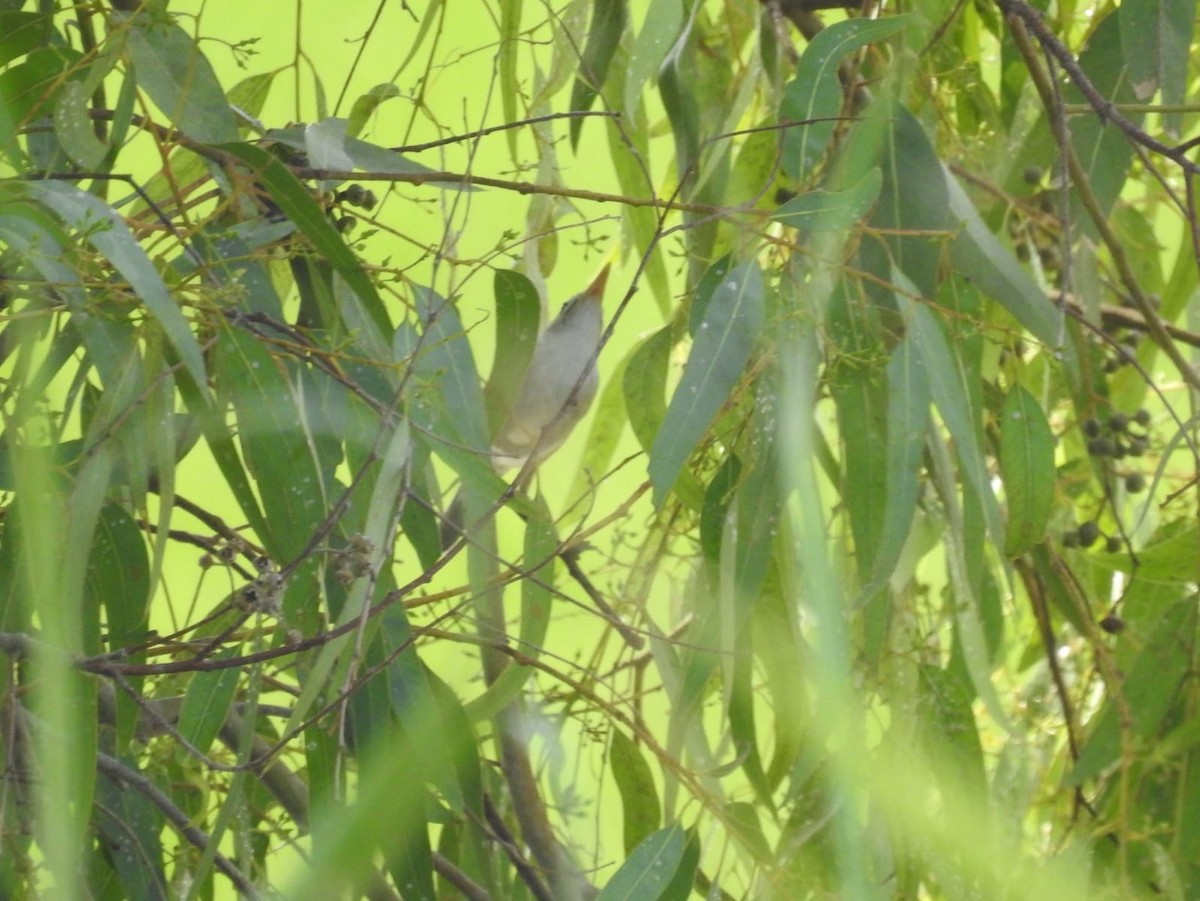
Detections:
[1, 0, 1199, 898]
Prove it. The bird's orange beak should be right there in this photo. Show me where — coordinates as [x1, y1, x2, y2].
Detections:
[584, 263, 611, 299]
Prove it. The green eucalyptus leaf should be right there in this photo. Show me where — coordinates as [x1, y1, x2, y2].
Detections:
[780, 16, 909, 178]
[125, 15, 237, 143]
[569, 0, 627, 149]
[650, 260, 764, 506]
[610, 729, 662, 854]
[1000, 386, 1056, 556]
[598, 823, 687, 901]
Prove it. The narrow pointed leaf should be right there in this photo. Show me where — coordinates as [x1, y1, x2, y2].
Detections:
[1000, 386, 1056, 555]
[650, 260, 764, 506]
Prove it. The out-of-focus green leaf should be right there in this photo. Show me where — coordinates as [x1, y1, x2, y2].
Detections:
[597, 823, 687, 900]
[756, 577, 808, 790]
[1000, 386, 1056, 556]
[463, 495, 556, 721]
[700, 455, 740, 563]
[605, 55, 671, 314]
[1091, 521, 1200, 584]
[772, 167, 881, 232]
[828, 283, 888, 588]
[1072, 596, 1195, 785]
[730, 635, 771, 803]
[567, 339, 632, 514]
[183, 225, 285, 318]
[725, 801, 772, 863]
[610, 728, 662, 854]
[569, 0, 626, 149]
[780, 17, 909, 179]
[875, 334, 931, 583]
[0, 46, 75, 124]
[0, 11, 49, 65]
[124, 15, 237, 144]
[650, 260, 763, 506]
[624, 325, 671, 457]
[918, 664, 986, 796]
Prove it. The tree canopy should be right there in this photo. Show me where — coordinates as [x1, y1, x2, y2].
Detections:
[1, 0, 1199, 898]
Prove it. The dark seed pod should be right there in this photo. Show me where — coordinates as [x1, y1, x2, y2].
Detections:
[1126, 437, 1147, 457]
[1023, 165, 1044, 185]
[1134, 408, 1151, 427]
[1082, 418, 1101, 438]
[1105, 536, 1122, 553]
[1109, 412, 1128, 432]
[1099, 615, 1126, 634]
[1087, 437, 1115, 457]
[1077, 521, 1100, 547]
[1125, 473, 1146, 493]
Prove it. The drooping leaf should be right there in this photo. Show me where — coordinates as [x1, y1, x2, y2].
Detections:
[483, 269, 542, 435]
[623, 0, 684, 119]
[866, 333, 931, 594]
[218, 141, 392, 338]
[217, 327, 328, 561]
[95, 757, 168, 901]
[780, 16, 910, 179]
[1000, 386, 1056, 556]
[569, 0, 627, 149]
[124, 14, 237, 144]
[177, 650, 242, 755]
[346, 83, 400, 138]
[597, 823, 687, 901]
[610, 729, 662, 854]
[650, 260, 764, 506]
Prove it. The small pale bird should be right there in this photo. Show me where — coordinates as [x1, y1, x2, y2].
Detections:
[490, 264, 610, 473]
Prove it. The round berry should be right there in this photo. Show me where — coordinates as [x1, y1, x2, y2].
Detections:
[1105, 536, 1122, 553]
[1125, 473, 1146, 493]
[1134, 409, 1151, 427]
[1077, 521, 1100, 547]
[1082, 418, 1101, 438]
